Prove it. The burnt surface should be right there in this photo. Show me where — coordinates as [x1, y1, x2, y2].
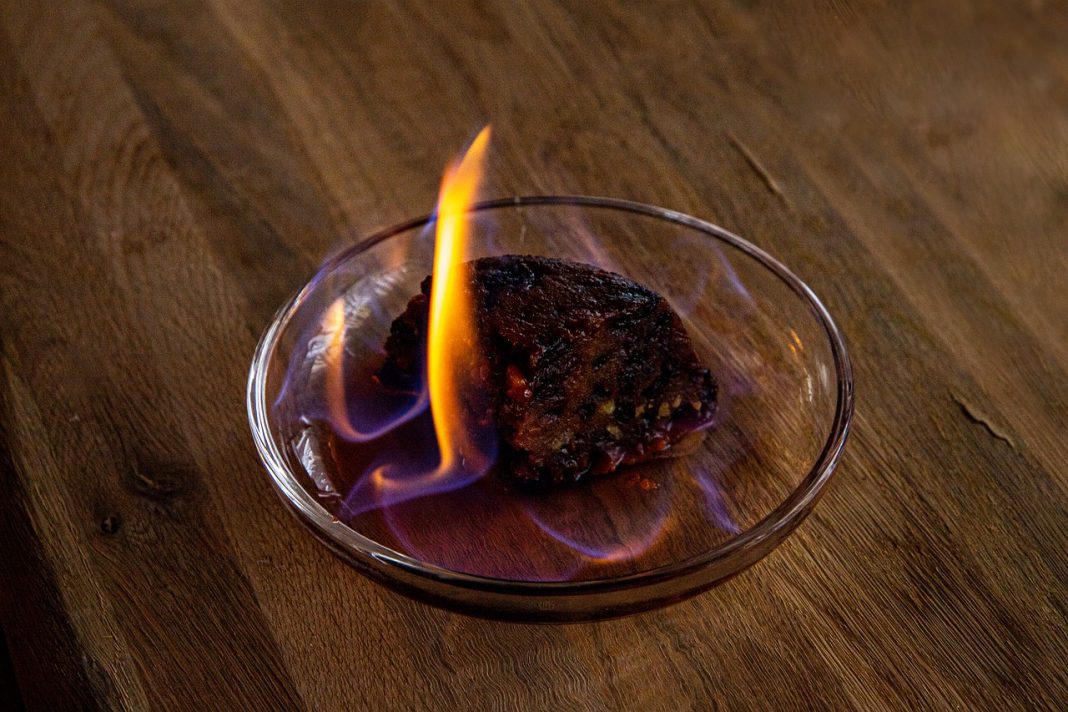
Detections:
[379, 255, 717, 485]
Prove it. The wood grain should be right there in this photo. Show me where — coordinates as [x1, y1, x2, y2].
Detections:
[1, 0, 1066, 709]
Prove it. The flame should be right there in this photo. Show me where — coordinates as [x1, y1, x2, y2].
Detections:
[324, 299, 354, 434]
[339, 127, 494, 514]
[302, 129, 740, 573]
[427, 126, 491, 473]
[321, 296, 427, 443]
[695, 468, 741, 534]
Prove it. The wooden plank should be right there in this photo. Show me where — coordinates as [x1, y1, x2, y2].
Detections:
[1, 0, 1065, 708]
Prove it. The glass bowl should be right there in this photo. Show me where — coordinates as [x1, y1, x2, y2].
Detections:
[247, 195, 854, 622]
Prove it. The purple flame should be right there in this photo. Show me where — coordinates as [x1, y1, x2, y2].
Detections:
[695, 468, 741, 535]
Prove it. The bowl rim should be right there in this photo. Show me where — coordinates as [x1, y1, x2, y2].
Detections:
[247, 194, 855, 596]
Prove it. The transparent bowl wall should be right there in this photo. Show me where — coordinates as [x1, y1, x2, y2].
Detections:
[248, 196, 853, 622]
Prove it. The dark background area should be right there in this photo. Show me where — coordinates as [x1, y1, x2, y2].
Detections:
[1, 634, 25, 711]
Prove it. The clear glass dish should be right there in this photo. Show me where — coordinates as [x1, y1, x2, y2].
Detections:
[247, 196, 854, 622]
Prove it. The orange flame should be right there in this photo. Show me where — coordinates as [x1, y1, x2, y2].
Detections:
[342, 127, 495, 504]
[428, 126, 492, 472]
[323, 298, 354, 436]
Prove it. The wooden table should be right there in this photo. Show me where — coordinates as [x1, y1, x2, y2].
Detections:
[2, 1, 1066, 709]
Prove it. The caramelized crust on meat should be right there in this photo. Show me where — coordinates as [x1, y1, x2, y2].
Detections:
[378, 255, 717, 485]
